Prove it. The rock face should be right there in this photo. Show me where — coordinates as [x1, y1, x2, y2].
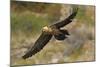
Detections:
[60, 4, 71, 20]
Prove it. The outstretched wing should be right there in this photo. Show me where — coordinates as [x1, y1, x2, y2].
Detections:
[52, 7, 78, 28]
[22, 32, 52, 59]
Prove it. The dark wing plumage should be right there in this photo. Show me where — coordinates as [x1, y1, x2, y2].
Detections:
[52, 8, 78, 28]
[22, 32, 52, 59]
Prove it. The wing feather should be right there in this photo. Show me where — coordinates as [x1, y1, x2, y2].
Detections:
[22, 32, 52, 59]
[52, 7, 78, 28]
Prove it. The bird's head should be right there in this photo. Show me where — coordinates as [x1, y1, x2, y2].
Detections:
[42, 26, 52, 33]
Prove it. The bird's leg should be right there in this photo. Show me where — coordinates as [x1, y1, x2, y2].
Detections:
[60, 29, 70, 35]
[54, 33, 66, 40]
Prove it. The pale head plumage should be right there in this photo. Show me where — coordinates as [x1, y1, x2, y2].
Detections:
[42, 26, 52, 33]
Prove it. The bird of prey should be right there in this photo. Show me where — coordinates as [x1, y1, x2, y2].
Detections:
[22, 7, 78, 59]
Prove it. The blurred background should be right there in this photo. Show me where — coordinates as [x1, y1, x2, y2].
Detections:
[11, 1, 95, 66]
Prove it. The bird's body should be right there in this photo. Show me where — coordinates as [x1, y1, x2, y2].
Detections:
[22, 7, 78, 59]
